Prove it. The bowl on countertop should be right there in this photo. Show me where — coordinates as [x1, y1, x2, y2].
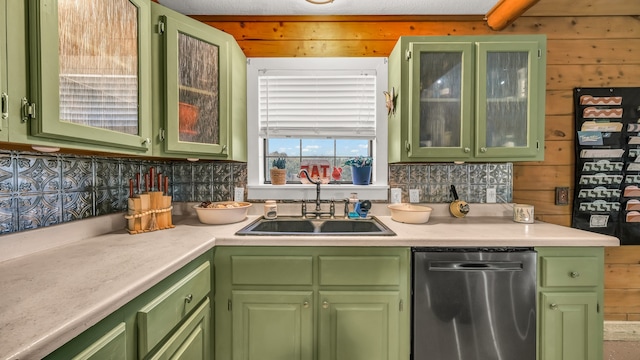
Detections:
[194, 201, 252, 225]
[388, 203, 433, 224]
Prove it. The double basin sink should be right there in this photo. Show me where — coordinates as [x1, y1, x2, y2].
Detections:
[236, 216, 395, 236]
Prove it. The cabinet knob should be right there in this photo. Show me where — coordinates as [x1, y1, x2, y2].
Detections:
[570, 271, 580, 278]
[464, 147, 470, 153]
[480, 147, 487, 153]
[322, 301, 329, 309]
[303, 301, 310, 309]
[142, 138, 151, 147]
[550, 303, 558, 310]
[185, 294, 193, 303]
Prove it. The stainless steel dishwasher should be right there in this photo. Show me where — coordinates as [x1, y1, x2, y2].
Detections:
[412, 248, 536, 360]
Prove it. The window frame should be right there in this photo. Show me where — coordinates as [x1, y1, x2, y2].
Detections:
[246, 57, 389, 201]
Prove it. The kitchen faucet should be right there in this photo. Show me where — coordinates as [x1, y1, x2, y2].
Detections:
[299, 169, 335, 218]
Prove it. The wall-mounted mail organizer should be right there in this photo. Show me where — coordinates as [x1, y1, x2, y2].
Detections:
[572, 87, 640, 244]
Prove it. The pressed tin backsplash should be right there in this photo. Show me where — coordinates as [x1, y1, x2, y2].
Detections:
[0, 150, 511, 235]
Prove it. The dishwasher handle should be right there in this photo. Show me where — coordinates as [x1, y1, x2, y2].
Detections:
[429, 261, 524, 271]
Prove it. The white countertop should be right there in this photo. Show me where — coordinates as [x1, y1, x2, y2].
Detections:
[0, 203, 619, 360]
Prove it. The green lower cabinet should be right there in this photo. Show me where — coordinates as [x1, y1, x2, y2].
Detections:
[540, 292, 599, 360]
[149, 298, 211, 360]
[45, 252, 213, 360]
[536, 247, 604, 360]
[70, 322, 127, 360]
[318, 291, 400, 360]
[232, 290, 314, 360]
[214, 247, 410, 360]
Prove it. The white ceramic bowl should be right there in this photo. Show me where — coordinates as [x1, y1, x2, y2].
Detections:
[194, 201, 252, 225]
[388, 203, 433, 224]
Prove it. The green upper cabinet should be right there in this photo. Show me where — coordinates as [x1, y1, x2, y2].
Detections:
[151, 2, 246, 161]
[25, 0, 153, 154]
[388, 35, 546, 162]
[0, 0, 8, 142]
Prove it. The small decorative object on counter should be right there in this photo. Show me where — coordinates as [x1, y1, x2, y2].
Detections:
[344, 156, 373, 185]
[194, 201, 252, 225]
[388, 203, 433, 224]
[449, 185, 470, 218]
[264, 200, 278, 219]
[125, 167, 174, 234]
[513, 204, 534, 223]
[270, 157, 287, 185]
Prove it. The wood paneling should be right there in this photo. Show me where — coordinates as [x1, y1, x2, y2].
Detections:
[523, 0, 639, 16]
[192, 0, 639, 319]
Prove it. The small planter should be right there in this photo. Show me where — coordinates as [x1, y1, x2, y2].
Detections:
[351, 166, 372, 185]
[270, 168, 287, 185]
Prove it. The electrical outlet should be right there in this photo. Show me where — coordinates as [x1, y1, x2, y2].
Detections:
[486, 187, 497, 203]
[409, 189, 420, 203]
[390, 188, 402, 204]
[555, 187, 569, 205]
[234, 187, 245, 202]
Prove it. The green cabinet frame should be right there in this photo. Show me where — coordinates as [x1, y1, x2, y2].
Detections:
[26, 0, 153, 154]
[0, 0, 7, 141]
[389, 35, 546, 163]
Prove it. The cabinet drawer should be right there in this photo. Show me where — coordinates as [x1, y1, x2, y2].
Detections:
[541, 256, 599, 287]
[319, 256, 400, 286]
[138, 261, 211, 357]
[231, 256, 313, 285]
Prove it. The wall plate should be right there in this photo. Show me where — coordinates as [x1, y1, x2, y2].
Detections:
[409, 189, 420, 203]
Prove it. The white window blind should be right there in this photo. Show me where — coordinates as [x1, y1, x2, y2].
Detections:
[258, 70, 377, 138]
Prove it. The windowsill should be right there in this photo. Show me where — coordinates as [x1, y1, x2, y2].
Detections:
[247, 184, 389, 201]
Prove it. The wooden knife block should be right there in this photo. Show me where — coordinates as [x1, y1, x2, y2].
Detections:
[125, 192, 174, 234]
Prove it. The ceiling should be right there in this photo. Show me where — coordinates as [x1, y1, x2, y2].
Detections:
[157, 0, 498, 16]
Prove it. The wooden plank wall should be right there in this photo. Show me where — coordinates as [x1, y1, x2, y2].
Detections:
[192, 0, 640, 320]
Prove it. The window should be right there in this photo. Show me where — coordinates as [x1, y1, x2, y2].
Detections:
[247, 58, 388, 201]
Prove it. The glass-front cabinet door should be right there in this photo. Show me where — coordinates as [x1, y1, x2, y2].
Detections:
[27, 0, 152, 153]
[153, 3, 230, 157]
[409, 42, 474, 160]
[476, 41, 542, 159]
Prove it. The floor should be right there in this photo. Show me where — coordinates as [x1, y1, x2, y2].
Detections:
[603, 341, 640, 360]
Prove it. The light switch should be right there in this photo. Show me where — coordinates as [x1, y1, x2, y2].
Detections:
[409, 189, 420, 203]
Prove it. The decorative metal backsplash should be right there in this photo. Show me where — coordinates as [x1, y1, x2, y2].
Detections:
[0, 150, 246, 235]
[0, 150, 511, 235]
[388, 163, 512, 203]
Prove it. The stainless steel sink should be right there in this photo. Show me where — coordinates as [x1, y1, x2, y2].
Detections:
[235, 217, 395, 236]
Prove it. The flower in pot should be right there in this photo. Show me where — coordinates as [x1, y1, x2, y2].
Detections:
[344, 156, 373, 185]
[270, 157, 287, 185]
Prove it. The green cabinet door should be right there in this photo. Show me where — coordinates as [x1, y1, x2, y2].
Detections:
[26, 0, 153, 154]
[540, 292, 599, 360]
[232, 290, 314, 360]
[475, 40, 544, 159]
[151, 2, 246, 160]
[149, 298, 211, 360]
[70, 323, 127, 360]
[318, 291, 400, 360]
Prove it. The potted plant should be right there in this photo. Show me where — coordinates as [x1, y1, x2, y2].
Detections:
[270, 157, 287, 185]
[344, 156, 373, 185]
